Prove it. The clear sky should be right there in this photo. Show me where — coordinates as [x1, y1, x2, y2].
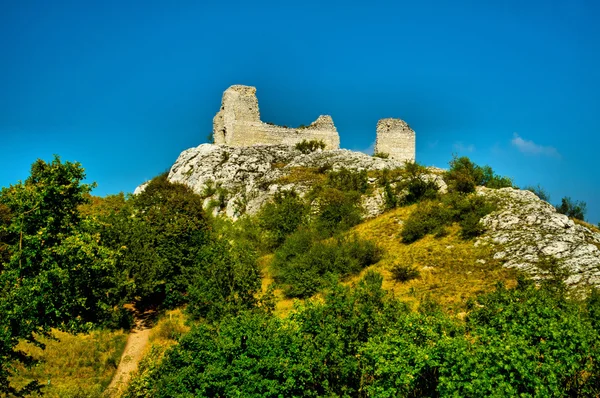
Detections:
[1, 0, 599, 224]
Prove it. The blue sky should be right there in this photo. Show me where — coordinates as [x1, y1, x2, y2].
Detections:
[1, 0, 599, 224]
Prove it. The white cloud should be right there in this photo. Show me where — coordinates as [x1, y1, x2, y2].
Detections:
[359, 140, 375, 155]
[453, 142, 475, 153]
[511, 133, 560, 158]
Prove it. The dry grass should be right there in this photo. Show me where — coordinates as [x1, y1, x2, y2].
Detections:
[148, 308, 190, 347]
[573, 217, 600, 233]
[9, 329, 127, 398]
[259, 205, 517, 317]
[276, 167, 327, 186]
[348, 206, 517, 313]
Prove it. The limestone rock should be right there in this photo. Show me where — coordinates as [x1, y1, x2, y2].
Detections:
[476, 187, 600, 287]
[146, 144, 442, 220]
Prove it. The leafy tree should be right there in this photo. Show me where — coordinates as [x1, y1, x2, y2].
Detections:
[186, 239, 261, 322]
[257, 190, 309, 250]
[556, 196, 587, 221]
[0, 156, 125, 396]
[444, 156, 512, 193]
[99, 173, 210, 309]
[398, 161, 439, 205]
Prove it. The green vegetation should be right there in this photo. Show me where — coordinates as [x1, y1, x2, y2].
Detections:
[444, 155, 513, 193]
[556, 196, 587, 221]
[3, 153, 598, 397]
[524, 183, 550, 202]
[373, 151, 389, 159]
[400, 193, 496, 243]
[0, 156, 127, 396]
[294, 139, 326, 154]
[125, 271, 600, 397]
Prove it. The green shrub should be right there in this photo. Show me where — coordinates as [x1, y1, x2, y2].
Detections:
[295, 139, 326, 154]
[444, 156, 512, 193]
[272, 232, 381, 298]
[400, 201, 453, 243]
[398, 161, 439, 205]
[390, 263, 420, 282]
[326, 167, 369, 194]
[524, 184, 551, 202]
[373, 152, 390, 159]
[257, 190, 309, 250]
[556, 196, 587, 221]
[313, 187, 363, 236]
[401, 193, 496, 243]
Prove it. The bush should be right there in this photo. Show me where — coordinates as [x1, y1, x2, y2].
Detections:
[313, 187, 363, 236]
[398, 162, 439, 205]
[444, 156, 512, 193]
[295, 139, 326, 154]
[327, 167, 369, 194]
[272, 231, 381, 298]
[524, 184, 550, 202]
[373, 152, 390, 159]
[257, 190, 309, 250]
[390, 263, 420, 282]
[401, 194, 496, 243]
[556, 196, 587, 221]
[400, 201, 453, 243]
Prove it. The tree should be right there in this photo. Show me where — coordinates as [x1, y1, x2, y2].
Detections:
[0, 156, 125, 396]
[556, 196, 587, 221]
[98, 173, 210, 309]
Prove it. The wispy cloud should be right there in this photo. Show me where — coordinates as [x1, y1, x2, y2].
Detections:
[453, 142, 475, 153]
[359, 140, 375, 155]
[511, 133, 560, 158]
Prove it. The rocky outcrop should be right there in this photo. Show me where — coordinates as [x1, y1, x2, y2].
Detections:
[163, 144, 442, 219]
[213, 85, 340, 149]
[476, 187, 600, 287]
[374, 118, 416, 163]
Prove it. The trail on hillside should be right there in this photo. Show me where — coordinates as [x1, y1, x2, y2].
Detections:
[105, 306, 155, 397]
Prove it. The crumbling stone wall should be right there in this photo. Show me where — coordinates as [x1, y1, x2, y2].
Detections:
[213, 85, 340, 149]
[374, 118, 416, 163]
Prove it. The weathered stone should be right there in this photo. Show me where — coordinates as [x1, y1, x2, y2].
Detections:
[476, 187, 600, 288]
[139, 143, 442, 221]
[213, 85, 340, 150]
[374, 118, 416, 163]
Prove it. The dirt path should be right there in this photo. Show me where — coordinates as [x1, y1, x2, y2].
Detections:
[105, 306, 155, 397]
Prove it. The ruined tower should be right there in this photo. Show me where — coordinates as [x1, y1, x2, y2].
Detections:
[213, 85, 340, 149]
[374, 118, 416, 163]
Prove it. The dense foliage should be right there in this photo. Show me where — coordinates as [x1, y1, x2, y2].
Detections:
[400, 193, 496, 243]
[127, 271, 600, 397]
[0, 156, 126, 395]
[444, 156, 513, 193]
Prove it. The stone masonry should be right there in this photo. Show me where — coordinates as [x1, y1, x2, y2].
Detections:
[212, 85, 416, 162]
[213, 85, 340, 149]
[374, 118, 416, 163]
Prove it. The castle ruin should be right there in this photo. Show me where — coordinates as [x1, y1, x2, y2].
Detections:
[213, 85, 415, 162]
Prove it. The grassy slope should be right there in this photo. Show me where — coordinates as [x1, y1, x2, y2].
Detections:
[9, 205, 520, 396]
[263, 205, 518, 316]
[9, 329, 127, 398]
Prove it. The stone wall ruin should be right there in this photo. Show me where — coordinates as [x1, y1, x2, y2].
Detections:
[212, 85, 416, 163]
[374, 118, 416, 163]
[213, 85, 340, 149]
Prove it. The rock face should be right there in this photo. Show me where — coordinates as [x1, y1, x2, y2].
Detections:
[374, 118, 416, 163]
[213, 85, 340, 150]
[477, 187, 600, 287]
[164, 143, 443, 220]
